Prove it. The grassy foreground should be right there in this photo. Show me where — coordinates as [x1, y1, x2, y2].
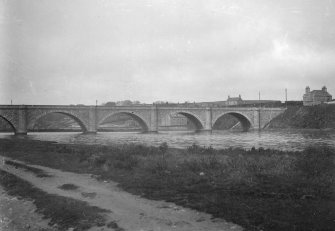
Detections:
[1, 138, 335, 231]
[0, 169, 111, 230]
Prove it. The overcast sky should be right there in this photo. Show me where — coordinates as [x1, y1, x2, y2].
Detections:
[1, 0, 335, 105]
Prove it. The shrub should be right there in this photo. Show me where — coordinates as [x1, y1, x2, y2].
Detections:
[113, 154, 139, 170]
[181, 159, 203, 173]
[201, 154, 221, 169]
[159, 142, 168, 155]
[187, 143, 216, 155]
[296, 147, 335, 178]
[187, 143, 203, 154]
[88, 153, 107, 167]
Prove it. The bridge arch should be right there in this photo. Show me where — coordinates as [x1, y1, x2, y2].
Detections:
[98, 112, 149, 132]
[213, 112, 252, 132]
[28, 111, 88, 132]
[0, 115, 16, 133]
[174, 111, 204, 131]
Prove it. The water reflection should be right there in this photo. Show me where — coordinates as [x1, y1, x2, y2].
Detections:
[1, 129, 334, 151]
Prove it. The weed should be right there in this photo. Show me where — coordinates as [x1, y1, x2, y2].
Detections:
[159, 142, 168, 155]
[5, 160, 51, 177]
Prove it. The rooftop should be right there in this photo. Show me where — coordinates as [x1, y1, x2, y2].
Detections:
[227, 97, 243, 101]
[309, 90, 332, 96]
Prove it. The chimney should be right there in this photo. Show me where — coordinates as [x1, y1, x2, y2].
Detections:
[322, 86, 327, 92]
[305, 86, 310, 93]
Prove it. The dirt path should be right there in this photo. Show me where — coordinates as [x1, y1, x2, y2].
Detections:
[0, 157, 242, 231]
[0, 186, 56, 231]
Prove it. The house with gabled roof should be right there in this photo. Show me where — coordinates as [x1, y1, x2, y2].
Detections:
[303, 86, 332, 106]
[227, 95, 243, 106]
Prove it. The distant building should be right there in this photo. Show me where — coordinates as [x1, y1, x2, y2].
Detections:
[226, 95, 243, 106]
[303, 86, 332, 106]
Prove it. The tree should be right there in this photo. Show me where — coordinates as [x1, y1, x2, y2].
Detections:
[116, 100, 132, 106]
[154, 101, 166, 104]
[104, 102, 116, 106]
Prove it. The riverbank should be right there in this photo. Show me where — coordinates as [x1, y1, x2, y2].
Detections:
[1, 138, 334, 231]
[267, 104, 335, 129]
[0, 152, 239, 231]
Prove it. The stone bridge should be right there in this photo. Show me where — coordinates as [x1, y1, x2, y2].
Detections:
[0, 105, 286, 134]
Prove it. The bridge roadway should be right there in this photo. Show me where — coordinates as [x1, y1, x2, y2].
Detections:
[0, 105, 286, 135]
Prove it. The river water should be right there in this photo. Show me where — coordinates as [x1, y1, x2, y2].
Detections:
[1, 129, 335, 151]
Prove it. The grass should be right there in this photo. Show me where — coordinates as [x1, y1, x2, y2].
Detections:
[268, 104, 335, 129]
[4, 159, 51, 177]
[0, 169, 112, 231]
[1, 138, 334, 231]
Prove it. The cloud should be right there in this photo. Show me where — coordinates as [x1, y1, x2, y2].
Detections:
[1, 0, 335, 104]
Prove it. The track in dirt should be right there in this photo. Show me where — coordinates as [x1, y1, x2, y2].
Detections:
[0, 157, 241, 231]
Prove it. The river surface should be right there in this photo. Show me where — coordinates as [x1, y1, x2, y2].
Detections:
[1, 129, 335, 151]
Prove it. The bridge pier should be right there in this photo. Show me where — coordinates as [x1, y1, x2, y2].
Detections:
[83, 131, 97, 134]
[193, 108, 213, 134]
[147, 105, 159, 133]
[86, 106, 98, 133]
[196, 129, 212, 134]
[204, 107, 212, 131]
[258, 109, 261, 130]
[144, 131, 158, 134]
[16, 106, 28, 135]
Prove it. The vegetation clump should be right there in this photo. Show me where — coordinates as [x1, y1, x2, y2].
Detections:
[58, 183, 79, 191]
